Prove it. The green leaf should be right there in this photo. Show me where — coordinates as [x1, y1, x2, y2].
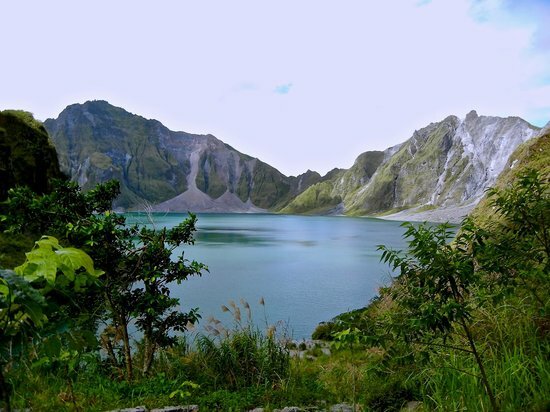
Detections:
[22, 299, 46, 326]
[0, 280, 9, 297]
[56, 247, 94, 274]
[35, 236, 62, 251]
[23, 258, 58, 285]
[31, 357, 51, 369]
[43, 335, 62, 358]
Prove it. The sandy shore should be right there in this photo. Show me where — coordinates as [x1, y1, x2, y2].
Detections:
[376, 202, 478, 224]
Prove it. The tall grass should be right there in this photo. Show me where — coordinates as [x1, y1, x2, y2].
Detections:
[422, 301, 550, 411]
[193, 299, 290, 391]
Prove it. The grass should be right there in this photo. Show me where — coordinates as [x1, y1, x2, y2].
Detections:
[4, 294, 550, 411]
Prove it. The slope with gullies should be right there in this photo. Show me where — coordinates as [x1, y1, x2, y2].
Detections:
[45, 101, 321, 211]
[470, 121, 550, 224]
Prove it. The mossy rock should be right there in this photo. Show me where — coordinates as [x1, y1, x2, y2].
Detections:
[0, 110, 64, 201]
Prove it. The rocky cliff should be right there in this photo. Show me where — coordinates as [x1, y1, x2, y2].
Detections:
[44, 101, 320, 211]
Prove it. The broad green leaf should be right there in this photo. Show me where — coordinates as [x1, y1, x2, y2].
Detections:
[35, 236, 62, 251]
[55, 247, 98, 277]
[43, 335, 62, 357]
[18, 258, 58, 285]
[23, 247, 55, 262]
[22, 299, 46, 326]
[0, 280, 9, 297]
[59, 263, 76, 281]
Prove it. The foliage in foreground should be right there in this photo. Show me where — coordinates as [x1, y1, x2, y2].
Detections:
[0, 180, 207, 410]
[1, 169, 549, 411]
[314, 168, 550, 411]
[0, 237, 102, 410]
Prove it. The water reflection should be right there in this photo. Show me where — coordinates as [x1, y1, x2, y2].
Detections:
[196, 230, 273, 246]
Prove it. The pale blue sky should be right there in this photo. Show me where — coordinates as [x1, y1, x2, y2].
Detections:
[1, 0, 549, 175]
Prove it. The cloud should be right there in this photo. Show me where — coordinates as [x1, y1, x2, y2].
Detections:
[236, 82, 259, 92]
[415, 0, 432, 6]
[274, 83, 293, 95]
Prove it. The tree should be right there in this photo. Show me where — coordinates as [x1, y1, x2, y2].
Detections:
[96, 214, 207, 377]
[1, 179, 207, 380]
[482, 169, 550, 304]
[378, 221, 499, 411]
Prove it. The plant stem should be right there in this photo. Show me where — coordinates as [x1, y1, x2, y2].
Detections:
[460, 319, 499, 412]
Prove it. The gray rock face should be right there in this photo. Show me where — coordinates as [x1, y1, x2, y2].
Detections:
[108, 407, 148, 412]
[151, 407, 199, 412]
[330, 404, 354, 412]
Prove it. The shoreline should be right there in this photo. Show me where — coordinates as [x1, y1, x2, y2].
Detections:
[374, 202, 478, 224]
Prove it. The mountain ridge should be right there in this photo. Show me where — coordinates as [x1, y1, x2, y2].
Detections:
[43, 100, 544, 221]
[284, 110, 540, 221]
[44, 100, 322, 211]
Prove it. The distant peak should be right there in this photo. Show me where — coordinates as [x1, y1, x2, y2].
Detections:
[83, 99, 112, 107]
[465, 110, 478, 121]
[65, 100, 111, 110]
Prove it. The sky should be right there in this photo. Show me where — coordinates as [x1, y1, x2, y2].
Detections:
[1, 0, 549, 176]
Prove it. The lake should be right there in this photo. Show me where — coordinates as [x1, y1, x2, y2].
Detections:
[126, 213, 413, 340]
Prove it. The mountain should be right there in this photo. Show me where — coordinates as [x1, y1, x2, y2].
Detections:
[44, 101, 543, 220]
[0, 110, 64, 201]
[281, 150, 391, 214]
[44, 101, 321, 211]
[284, 111, 540, 221]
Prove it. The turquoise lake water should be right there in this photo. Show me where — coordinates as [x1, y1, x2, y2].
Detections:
[126, 213, 413, 339]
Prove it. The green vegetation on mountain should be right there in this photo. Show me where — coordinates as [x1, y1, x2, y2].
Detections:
[0, 110, 64, 201]
[249, 161, 292, 209]
[281, 151, 384, 215]
[346, 117, 462, 214]
[280, 180, 342, 214]
[285, 112, 541, 219]
[195, 152, 228, 199]
[44, 102, 542, 218]
[0, 110, 66, 269]
[46, 101, 321, 212]
[338, 150, 385, 197]
[44, 101, 190, 209]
